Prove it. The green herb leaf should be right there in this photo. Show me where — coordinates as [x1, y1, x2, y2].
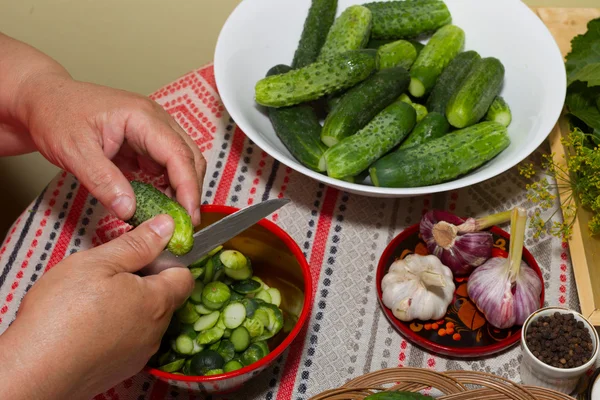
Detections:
[566, 18, 600, 87]
[566, 82, 600, 131]
[568, 62, 600, 87]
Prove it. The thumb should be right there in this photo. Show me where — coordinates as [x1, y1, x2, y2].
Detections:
[66, 142, 136, 220]
[90, 214, 174, 274]
[148, 267, 195, 312]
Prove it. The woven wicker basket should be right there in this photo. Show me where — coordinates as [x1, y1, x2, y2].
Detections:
[310, 368, 574, 400]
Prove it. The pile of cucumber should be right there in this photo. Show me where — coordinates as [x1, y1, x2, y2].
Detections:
[149, 247, 289, 376]
[254, 0, 513, 188]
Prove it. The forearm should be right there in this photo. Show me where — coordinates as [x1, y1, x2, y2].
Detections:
[0, 33, 71, 155]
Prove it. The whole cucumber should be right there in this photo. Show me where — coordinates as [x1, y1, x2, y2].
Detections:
[426, 50, 481, 114]
[399, 111, 449, 150]
[129, 181, 194, 256]
[485, 95, 512, 127]
[369, 121, 510, 188]
[266, 65, 328, 172]
[409, 24, 465, 98]
[321, 66, 410, 147]
[255, 50, 376, 107]
[292, 0, 338, 69]
[323, 101, 416, 178]
[364, 0, 451, 39]
[318, 5, 372, 61]
[446, 57, 505, 128]
[376, 40, 417, 70]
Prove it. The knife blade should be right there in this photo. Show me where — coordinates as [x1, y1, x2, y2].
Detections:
[141, 198, 290, 275]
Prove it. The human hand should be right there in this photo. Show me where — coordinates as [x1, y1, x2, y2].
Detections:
[0, 215, 194, 400]
[17, 73, 206, 225]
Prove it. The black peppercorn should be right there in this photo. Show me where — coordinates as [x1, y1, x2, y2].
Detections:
[525, 312, 594, 369]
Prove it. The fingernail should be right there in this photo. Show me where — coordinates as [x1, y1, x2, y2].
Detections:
[193, 208, 201, 225]
[111, 195, 134, 219]
[149, 215, 174, 238]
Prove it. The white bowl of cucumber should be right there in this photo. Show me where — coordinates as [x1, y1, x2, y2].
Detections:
[214, 0, 566, 197]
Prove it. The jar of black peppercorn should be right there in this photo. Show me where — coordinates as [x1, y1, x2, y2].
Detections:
[520, 307, 599, 395]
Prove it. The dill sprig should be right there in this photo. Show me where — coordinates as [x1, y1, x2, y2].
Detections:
[519, 128, 600, 240]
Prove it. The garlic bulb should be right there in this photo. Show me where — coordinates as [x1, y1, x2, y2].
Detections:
[467, 207, 542, 329]
[420, 209, 512, 276]
[381, 254, 455, 322]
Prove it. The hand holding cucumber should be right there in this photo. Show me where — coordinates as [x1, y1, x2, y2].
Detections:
[0, 215, 194, 399]
[0, 33, 206, 225]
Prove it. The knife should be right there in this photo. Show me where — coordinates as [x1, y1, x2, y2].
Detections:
[141, 198, 290, 275]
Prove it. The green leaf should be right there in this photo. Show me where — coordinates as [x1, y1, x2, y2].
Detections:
[568, 63, 600, 87]
[566, 82, 600, 131]
[566, 18, 600, 86]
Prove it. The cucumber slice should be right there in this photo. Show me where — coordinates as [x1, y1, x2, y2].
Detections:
[205, 369, 224, 376]
[196, 326, 225, 345]
[230, 291, 245, 302]
[253, 340, 270, 358]
[242, 317, 265, 338]
[193, 311, 220, 332]
[251, 276, 269, 290]
[216, 313, 227, 330]
[223, 302, 247, 329]
[175, 334, 194, 355]
[202, 259, 215, 284]
[194, 303, 214, 315]
[175, 301, 200, 324]
[202, 282, 231, 310]
[216, 340, 236, 363]
[223, 360, 244, 373]
[254, 308, 270, 328]
[183, 359, 193, 375]
[241, 298, 259, 318]
[189, 280, 205, 304]
[231, 279, 262, 294]
[266, 288, 282, 307]
[241, 343, 267, 367]
[219, 250, 247, 270]
[190, 267, 204, 280]
[158, 358, 185, 373]
[223, 328, 232, 339]
[230, 326, 251, 352]
[190, 350, 224, 375]
[191, 341, 204, 355]
[255, 290, 272, 304]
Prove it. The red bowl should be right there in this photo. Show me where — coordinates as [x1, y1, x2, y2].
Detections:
[376, 222, 545, 358]
[145, 204, 312, 393]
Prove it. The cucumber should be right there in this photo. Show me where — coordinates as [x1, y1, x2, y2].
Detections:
[485, 96, 512, 127]
[266, 65, 328, 172]
[446, 57, 505, 128]
[399, 111, 449, 150]
[320, 66, 410, 147]
[318, 5, 372, 61]
[369, 121, 510, 188]
[409, 25, 465, 98]
[426, 51, 481, 114]
[323, 101, 416, 179]
[292, 0, 338, 69]
[128, 181, 193, 256]
[412, 103, 428, 123]
[255, 50, 376, 107]
[364, 0, 451, 39]
[376, 40, 417, 70]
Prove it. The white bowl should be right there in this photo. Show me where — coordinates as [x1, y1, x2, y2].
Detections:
[520, 307, 600, 395]
[214, 0, 566, 198]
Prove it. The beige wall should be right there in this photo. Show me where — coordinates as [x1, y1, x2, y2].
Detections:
[0, 0, 596, 234]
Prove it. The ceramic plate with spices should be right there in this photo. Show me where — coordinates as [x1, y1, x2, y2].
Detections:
[376, 217, 545, 358]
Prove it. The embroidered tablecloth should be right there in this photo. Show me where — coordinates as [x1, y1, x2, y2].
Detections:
[0, 65, 578, 400]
